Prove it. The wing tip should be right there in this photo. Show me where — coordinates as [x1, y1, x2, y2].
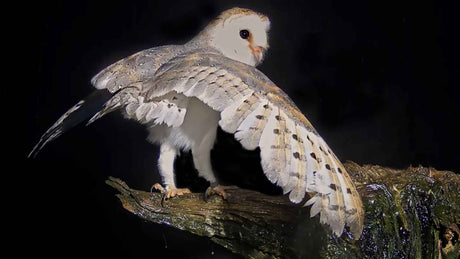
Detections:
[304, 193, 364, 239]
[27, 144, 41, 159]
[28, 127, 63, 159]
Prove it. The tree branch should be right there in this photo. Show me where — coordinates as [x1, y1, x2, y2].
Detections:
[106, 162, 460, 258]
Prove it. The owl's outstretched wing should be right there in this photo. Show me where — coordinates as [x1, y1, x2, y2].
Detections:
[29, 45, 185, 157]
[141, 49, 364, 239]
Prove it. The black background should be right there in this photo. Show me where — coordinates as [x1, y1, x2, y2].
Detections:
[10, 0, 459, 258]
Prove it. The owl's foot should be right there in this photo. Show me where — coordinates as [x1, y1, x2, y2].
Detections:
[151, 183, 191, 207]
[204, 184, 238, 202]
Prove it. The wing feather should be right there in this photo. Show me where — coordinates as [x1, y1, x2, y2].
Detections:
[259, 105, 285, 185]
[142, 93, 188, 127]
[219, 92, 258, 133]
[285, 122, 307, 196]
[235, 101, 271, 150]
[277, 110, 293, 190]
[91, 45, 184, 93]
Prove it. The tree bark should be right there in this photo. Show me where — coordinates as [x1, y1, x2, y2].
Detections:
[106, 161, 460, 258]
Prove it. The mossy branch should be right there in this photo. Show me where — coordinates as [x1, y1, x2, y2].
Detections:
[106, 162, 460, 258]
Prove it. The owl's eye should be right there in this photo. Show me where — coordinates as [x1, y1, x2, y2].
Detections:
[239, 29, 250, 39]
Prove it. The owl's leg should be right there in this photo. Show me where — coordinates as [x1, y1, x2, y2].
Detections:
[152, 141, 190, 204]
[191, 127, 236, 201]
[192, 136, 217, 186]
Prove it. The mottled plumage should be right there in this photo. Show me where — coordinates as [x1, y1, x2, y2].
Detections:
[30, 7, 364, 239]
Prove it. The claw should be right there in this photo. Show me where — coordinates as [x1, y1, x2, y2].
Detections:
[161, 193, 168, 207]
[204, 187, 213, 202]
[151, 183, 165, 193]
[150, 183, 191, 207]
[204, 185, 237, 202]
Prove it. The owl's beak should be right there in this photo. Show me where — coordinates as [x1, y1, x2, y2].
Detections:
[250, 45, 265, 63]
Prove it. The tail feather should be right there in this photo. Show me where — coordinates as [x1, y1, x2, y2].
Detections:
[28, 90, 112, 158]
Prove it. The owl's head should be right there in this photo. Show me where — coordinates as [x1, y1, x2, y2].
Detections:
[199, 8, 271, 67]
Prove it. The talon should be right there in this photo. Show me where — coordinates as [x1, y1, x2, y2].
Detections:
[151, 183, 165, 193]
[161, 193, 168, 207]
[153, 186, 191, 207]
[204, 187, 214, 202]
[204, 185, 237, 202]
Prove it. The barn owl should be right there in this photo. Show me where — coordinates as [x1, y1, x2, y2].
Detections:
[30, 7, 364, 239]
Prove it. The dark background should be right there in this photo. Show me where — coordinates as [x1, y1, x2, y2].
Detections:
[10, 0, 459, 257]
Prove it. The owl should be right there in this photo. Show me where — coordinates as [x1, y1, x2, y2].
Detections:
[30, 7, 364, 239]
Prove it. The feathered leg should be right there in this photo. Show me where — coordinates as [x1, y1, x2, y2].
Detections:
[192, 128, 218, 185]
[152, 141, 191, 205]
[191, 125, 236, 201]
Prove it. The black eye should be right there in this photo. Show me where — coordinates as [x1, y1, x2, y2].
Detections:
[239, 29, 250, 39]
